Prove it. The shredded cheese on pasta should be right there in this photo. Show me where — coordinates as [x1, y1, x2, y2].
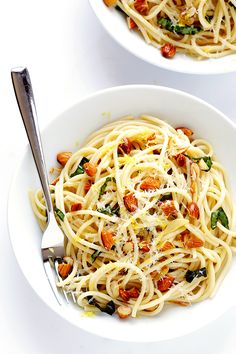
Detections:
[30, 115, 236, 318]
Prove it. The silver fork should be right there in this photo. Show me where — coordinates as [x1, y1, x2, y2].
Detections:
[11, 67, 74, 305]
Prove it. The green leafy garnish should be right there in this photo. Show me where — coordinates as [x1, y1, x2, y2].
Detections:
[70, 157, 89, 177]
[55, 207, 65, 221]
[80, 157, 89, 165]
[101, 300, 116, 315]
[111, 204, 120, 216]
[185, 267, 207, 283]
[98, 206, 113, 216]
[218, 208, 229, 229]
[97, 204, 120, 217]
[99, 177, 116, 198]
[201, 156, 212, 171]
[158, 18, 201, 35]
[91, 250, 101, 263]
[211, 207, 229, 230]
[160, 193, 172, 202]
[184, 154, 212, 171]
[206, 15, 213, 23]
[87, 296, 116, 315]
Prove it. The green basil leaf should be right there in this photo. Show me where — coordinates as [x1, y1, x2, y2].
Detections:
[158, 17, 172, 31]
[70, 157, 89, 177]
[218, 207, 229, 229]
[211, 207, 229, 230]
[111, 204, 120, 217]
[55, 207, 65, 221]
[80, 157, 89, 166]
[185, 267, 207, 283]
[87, 296, 115, 315]
[160, 193, 172, 202]
[206, 15, 213, 23]
[184, 154, 212, 172]
[99, 177, 116, 198]
[70, 165, 84, 177]
[102, 300, 116, 315]
[97, 204, 120, 217]
[198, 268, 207, 277]
[158, 17, 201, 35]
[202, 156, 213, 172]
[97, 206, 113, 216]
[91, 250, 101, 263]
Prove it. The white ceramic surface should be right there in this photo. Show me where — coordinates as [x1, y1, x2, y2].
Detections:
[8, 85, 236, 342]
[89, 0, 236, 75]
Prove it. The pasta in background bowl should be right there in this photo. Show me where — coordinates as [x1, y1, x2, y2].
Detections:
[8, 85, 236, 341]
[89, 0, 236, 74]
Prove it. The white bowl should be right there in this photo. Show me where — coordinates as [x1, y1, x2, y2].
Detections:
[89, 0, 236, 75]
[8, 85, 236, 342]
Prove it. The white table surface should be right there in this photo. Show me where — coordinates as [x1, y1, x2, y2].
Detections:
[2, 1, 236, 353]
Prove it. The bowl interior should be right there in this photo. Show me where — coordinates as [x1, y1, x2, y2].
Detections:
[8, 85, 236, 342]
[89, 0, 236, 75]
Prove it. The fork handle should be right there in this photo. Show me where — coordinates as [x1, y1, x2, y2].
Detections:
[11, 67, 53, 214]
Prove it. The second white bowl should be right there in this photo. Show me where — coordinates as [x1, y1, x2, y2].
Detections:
[89, 0, 236, 75]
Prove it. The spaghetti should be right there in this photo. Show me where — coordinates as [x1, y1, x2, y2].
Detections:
[31, 115, 236, 319]
[105, 0, 236, 59]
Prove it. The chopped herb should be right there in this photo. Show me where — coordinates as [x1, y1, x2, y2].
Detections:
[203, 157, 212, 171]
[184, 154, 212, 171]
[98, 206, 113, 216]
[99, 177, 116, 198]
[70, 165, 83, 177]
[70, 157, 89, 177]
[97, 203, 120, 217]
[80, 157, 89, 166]
[218, 207, 229, 229]
[103, 300, 116, 315]
[211, 207, 229, 230]
[206, 15, 213, 23]
[158, 18, 201, 35]
[87, 296, 116, 315]
[185, 267, 207, 283]
[55, 207, 65, 221]
[160, 193, 172, 202]
[111, 203, 120, 216]
[91, 250, 101, 263]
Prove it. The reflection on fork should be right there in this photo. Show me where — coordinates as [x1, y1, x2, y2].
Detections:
[11, 67, 76, 305]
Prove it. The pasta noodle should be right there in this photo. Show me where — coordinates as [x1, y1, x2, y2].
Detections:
[108, 0, 236, 59]
[30, 115, 236, 319]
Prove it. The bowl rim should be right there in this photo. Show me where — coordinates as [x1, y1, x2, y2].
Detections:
[7, 84, 236, 342]
[89, 0, 236, 75]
